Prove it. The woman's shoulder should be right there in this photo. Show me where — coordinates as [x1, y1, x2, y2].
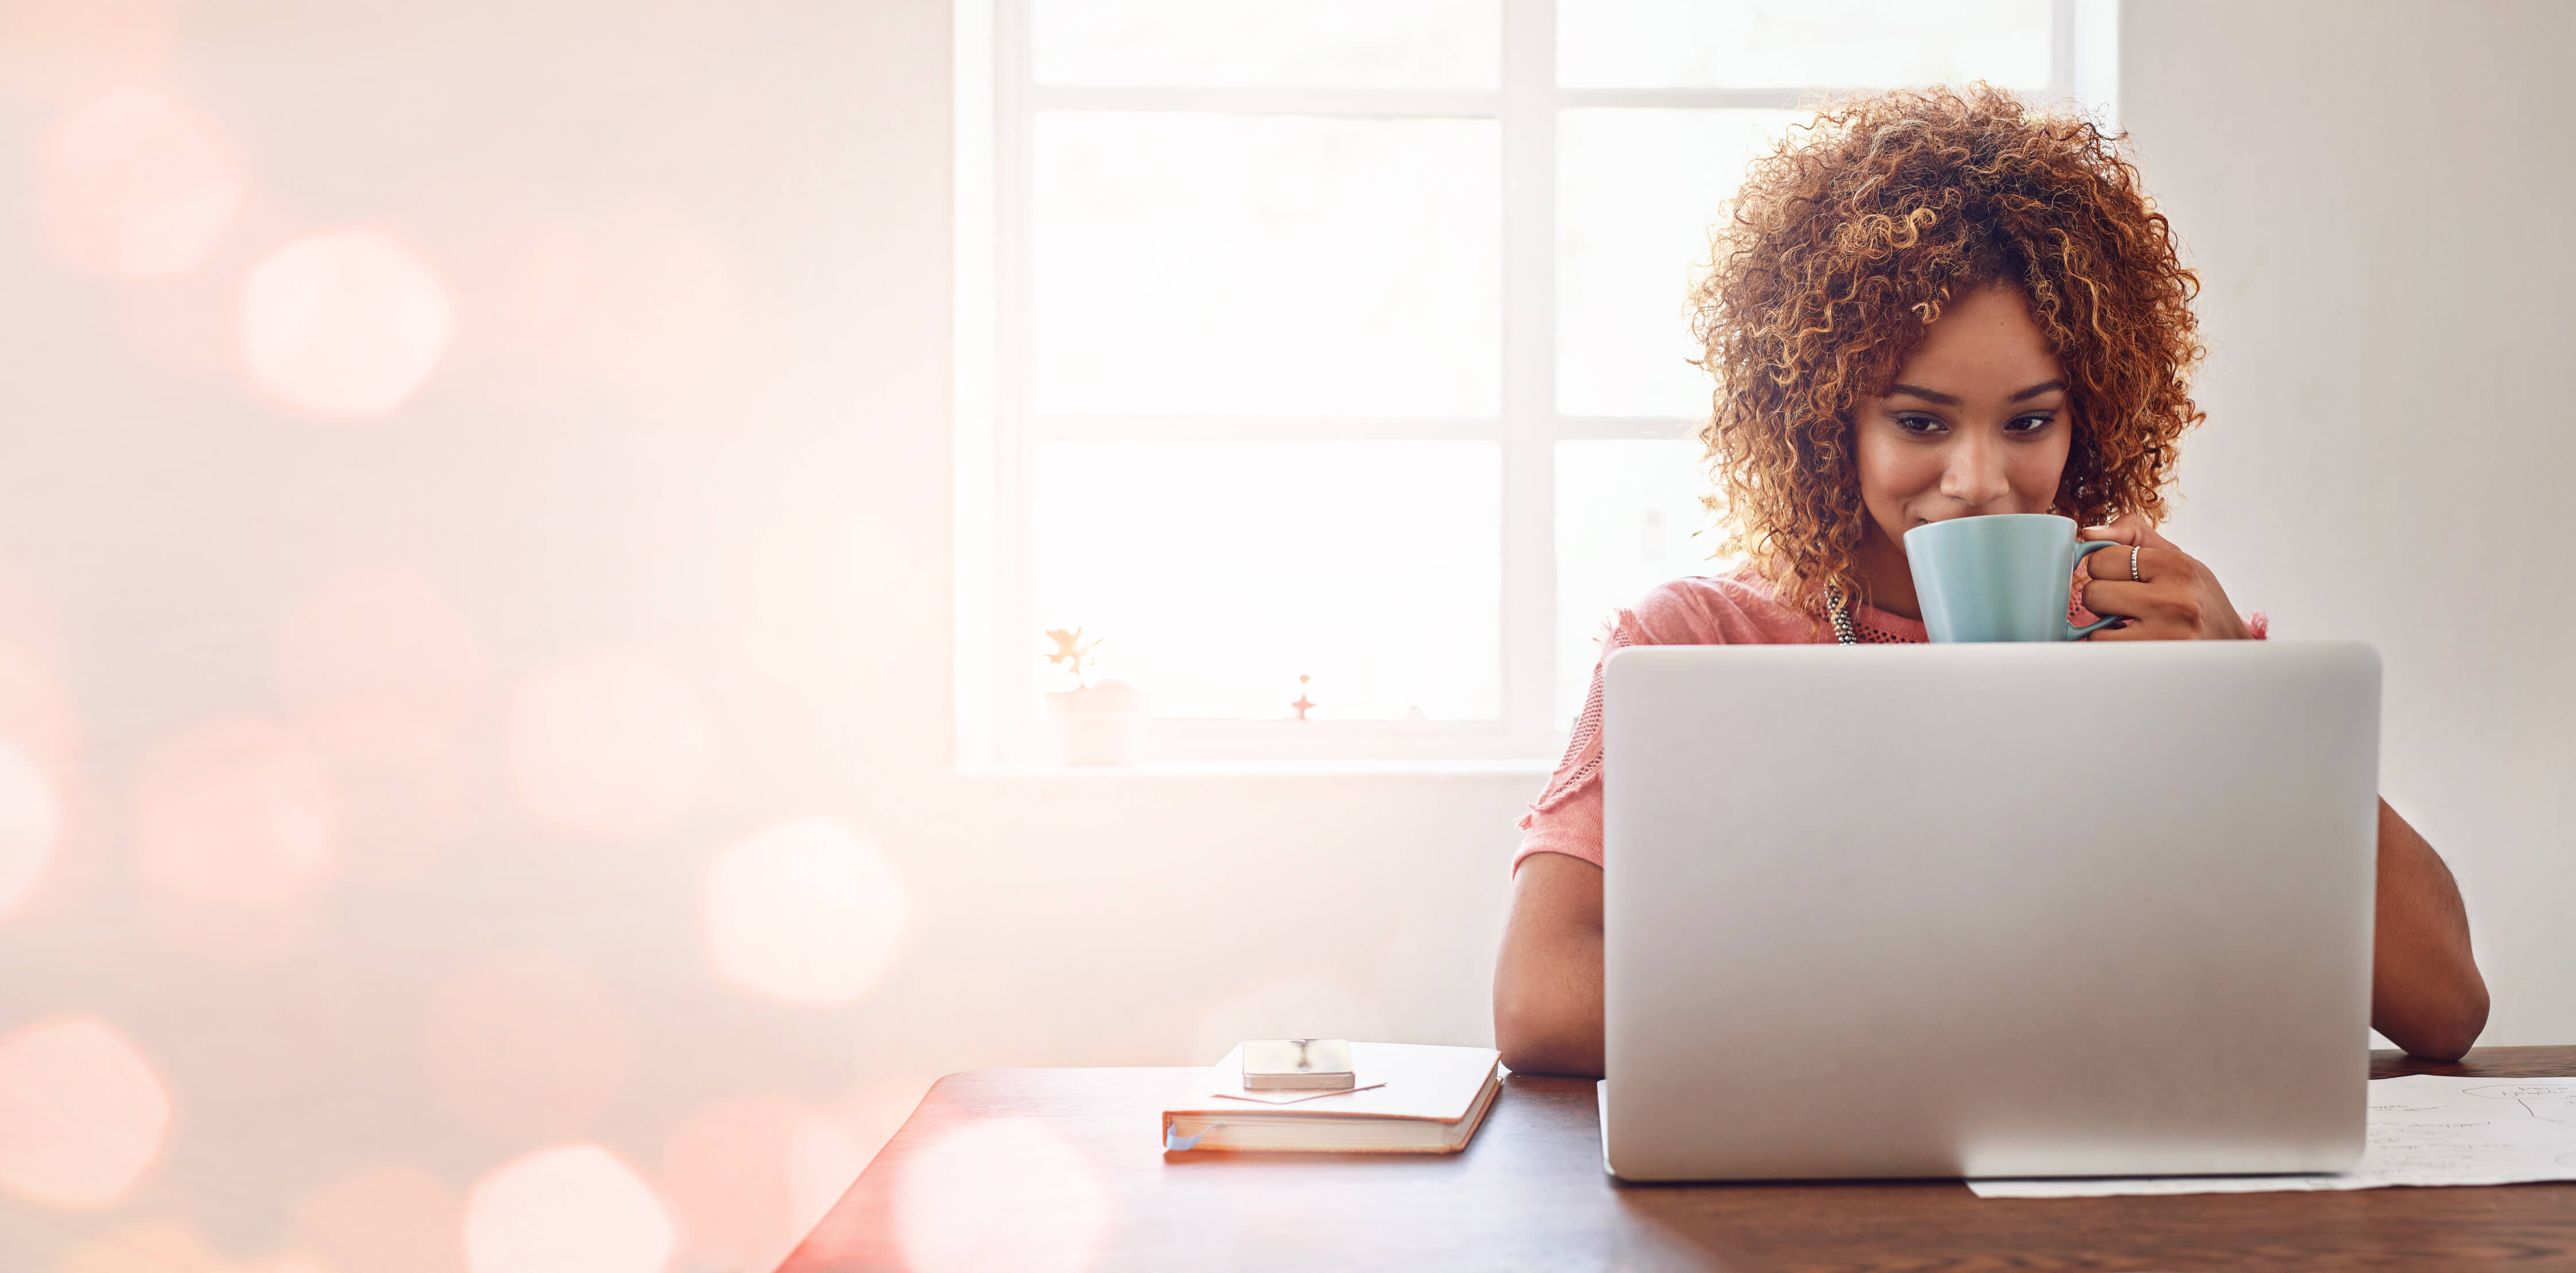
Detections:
[1618, 566, 1822, 647]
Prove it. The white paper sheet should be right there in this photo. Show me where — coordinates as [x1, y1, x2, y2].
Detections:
[1970, 1076, 2576, 1198]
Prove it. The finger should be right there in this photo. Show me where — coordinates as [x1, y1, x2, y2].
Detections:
[2097, 544, 2179, 584]
[2077, 517, 2141, 546]
[2080, 577, 2154, 618]
[2086, 620, 2156, 642]
[2082, 545, 2182, 591]
[2078, 511, 2175, 553]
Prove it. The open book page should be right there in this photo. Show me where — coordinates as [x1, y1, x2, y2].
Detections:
[1970, 1075, 2576, 1198]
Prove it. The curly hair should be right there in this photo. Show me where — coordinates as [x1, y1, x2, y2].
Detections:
[1690, 84, 2205, 619]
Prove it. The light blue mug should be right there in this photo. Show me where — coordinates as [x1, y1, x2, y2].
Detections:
[1903, 514, 2124, 643]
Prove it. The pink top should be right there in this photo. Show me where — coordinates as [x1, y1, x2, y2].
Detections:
[1512, 565, 2268, 873]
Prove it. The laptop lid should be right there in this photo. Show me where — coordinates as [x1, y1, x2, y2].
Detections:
[1599, 641, 2379, 1181]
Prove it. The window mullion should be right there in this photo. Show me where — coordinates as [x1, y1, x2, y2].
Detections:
[2050, 0, 2078, 99]
[1501, 0, 1560, 746]
[994, 0, 1043, 762]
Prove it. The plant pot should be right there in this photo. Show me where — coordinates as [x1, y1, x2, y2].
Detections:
[1045, 680, 1150, 765]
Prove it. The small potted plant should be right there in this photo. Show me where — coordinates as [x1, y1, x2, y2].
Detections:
[1043, 627, 1149, 764]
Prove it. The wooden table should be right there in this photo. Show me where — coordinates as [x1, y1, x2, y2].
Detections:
[780, 1046, 2576, 1272]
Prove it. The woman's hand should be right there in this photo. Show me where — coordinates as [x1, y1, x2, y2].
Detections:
[2077, 513, 2253, 641]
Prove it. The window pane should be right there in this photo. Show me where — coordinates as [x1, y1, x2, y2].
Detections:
[1555, 440, 1723, 724]
[1559, 0, 2051, 90]
[1035, 441, 1500, 719]
[1035, 113, 1500, 417]
[1558, 108, 1800, 418]
[1032, 0, 1499, 88]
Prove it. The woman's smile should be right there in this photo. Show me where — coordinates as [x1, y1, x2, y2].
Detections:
[1851, 283, 2075, 619]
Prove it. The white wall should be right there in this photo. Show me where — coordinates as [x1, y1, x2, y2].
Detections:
[0, 2, 2567, 1271]
[2123, 1, 2576, 1046]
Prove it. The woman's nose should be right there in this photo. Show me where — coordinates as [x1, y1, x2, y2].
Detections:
[1938, 434, 2012, 508]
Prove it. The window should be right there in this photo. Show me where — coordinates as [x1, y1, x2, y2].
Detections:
[958, 0, 2117, 764]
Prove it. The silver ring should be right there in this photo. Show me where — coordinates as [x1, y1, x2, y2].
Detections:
[2129, 545, 2143, 582]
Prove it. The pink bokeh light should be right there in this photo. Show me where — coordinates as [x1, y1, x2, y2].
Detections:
[491, 203, 741, 394]
[53, 1225, 325, 1273]
[0, 640, 77, 754]
[657, 1096, 871, 1273]
[702, 817, 913, 1008]
[281, 568, 485, 880]
[123, 197, 299, 378]
[37, 87, 247, 281]
[463, 1144, 674, 1273]
[238, 227, 456, 422]
[895, 1119, 1114, 1273]
[287, 1162, 464, 1273]
[281, 568, 486, 717]
[0, 1, 186, 102]
[0, 736, 63, 918]
[0, 1015, 172, 1209]
[48, 1220, 218, 1273]
[422, 953, 635, 1144]
[505, 650, 709, 839]
[130, 715, 338, 907]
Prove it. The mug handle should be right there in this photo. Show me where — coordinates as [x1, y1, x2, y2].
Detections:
[2067, 540, 2125, 639]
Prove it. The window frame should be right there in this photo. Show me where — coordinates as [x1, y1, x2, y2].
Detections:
[956, 0, 2117, 766]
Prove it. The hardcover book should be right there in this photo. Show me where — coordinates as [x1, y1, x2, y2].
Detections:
[1162, 1042, 1502, 1154]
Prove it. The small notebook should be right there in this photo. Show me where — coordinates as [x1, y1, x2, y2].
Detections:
[1162, 1042, 1501, 1154]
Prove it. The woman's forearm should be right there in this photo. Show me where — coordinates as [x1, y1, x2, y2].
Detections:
[1493, 852, 1607, 1077]
[2370, 799, 2488, 1060]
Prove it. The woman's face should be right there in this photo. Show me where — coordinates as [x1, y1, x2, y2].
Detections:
[1854, 283, 2074, 546]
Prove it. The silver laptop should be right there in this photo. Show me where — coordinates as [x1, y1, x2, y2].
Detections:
[1598, 641, 2379, 1181]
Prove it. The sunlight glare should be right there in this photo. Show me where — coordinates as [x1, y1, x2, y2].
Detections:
[894, 1119, 1113, 1273]
[130, 716, 336, 906]
[505, 650, 708, 839]
[37, 87, 246, 280]
[463, 1144, 673, 1273]
[239, 227, 455, 422]
[0, 1016, 171, 1209]
[703, 817, 913, 1008]
[1033, 441, 1499, 718]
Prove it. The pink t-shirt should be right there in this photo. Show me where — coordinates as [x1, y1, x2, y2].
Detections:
[1512, 565, 2268, 873]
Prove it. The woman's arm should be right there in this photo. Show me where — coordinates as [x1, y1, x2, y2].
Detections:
[2078, 515, 2490, 1058]
[2372, 799, 2488, 1059]
[1492, 852, 1605, 1077]
[1493, 801, 2484, 1069]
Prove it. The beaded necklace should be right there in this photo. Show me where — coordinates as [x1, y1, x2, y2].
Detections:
[1825, 587, 1859, 645]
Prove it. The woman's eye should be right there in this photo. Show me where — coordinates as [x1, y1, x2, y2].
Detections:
[1896, 414, 1946, 435]
[2007, 413, 2055, 434]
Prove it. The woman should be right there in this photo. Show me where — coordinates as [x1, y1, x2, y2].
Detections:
[1493, 86, 2488, 1076]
